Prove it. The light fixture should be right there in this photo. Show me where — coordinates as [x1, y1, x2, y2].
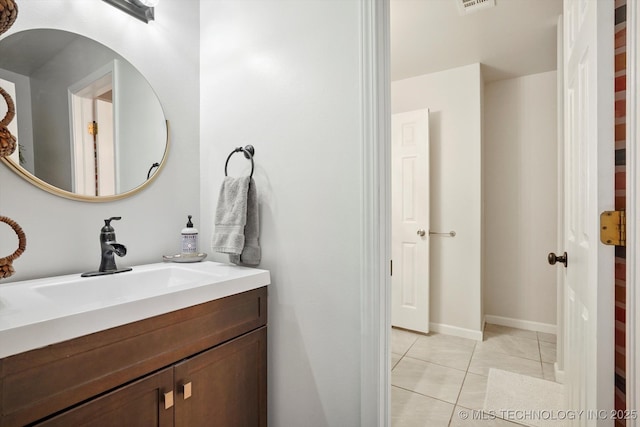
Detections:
[135, 0, 159, 6]
[102, 0, 157, 23]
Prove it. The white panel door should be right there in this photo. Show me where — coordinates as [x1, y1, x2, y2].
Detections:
[96, 99, 115, 196]
[563, 0, 614, 423]
[391, 109, 430, 333]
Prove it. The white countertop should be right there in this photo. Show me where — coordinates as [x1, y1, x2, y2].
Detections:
[0, 261, 270, 358]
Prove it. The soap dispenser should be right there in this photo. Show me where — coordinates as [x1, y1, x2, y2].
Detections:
[181, 215, 199, 255]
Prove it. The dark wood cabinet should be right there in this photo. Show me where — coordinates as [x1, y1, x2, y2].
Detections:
[0, 287, 267, 427]
[35, 368, 174, 427]
[175, 327, 267, 427]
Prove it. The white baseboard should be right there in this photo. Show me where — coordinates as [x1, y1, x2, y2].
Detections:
[484, 315, 557, 335]
[429, 322, 484, 342]
[554, 362, 565, 384]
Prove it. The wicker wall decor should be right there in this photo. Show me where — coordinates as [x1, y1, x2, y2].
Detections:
[0, 0, 17, 36]
[0, 216, 26, 279]
[0, 86, 16, 157]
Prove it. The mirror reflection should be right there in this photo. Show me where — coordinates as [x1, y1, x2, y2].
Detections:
[0, 29, 167, 199]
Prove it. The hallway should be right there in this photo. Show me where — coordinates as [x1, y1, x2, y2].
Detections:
[391, 324, 557, 426]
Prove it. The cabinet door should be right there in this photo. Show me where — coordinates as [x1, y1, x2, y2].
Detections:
[34, 367, 174, 427]
[174, 327, 267, 427]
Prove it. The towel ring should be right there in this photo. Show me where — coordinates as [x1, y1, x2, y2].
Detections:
[224, 145, 255, 178]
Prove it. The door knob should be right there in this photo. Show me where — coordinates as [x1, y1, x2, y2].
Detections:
[417, 229, 426, 237]
[548, 252, 568, 268]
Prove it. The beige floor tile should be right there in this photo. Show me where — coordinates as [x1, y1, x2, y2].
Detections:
[390, 326, 557, 425]
[484, 324, 538, 340]
[392, 353, 402, 370]
[542, 362, 556, 382]
[406, 333, 476, 370]
[392, 356, 466, 404]
[391, 386, 454, 427]
[539, 341, 557, 363]
[477, 332, 540, 362]
[468, 348, 544, 379]
[537, 331, 557, 344]
[456, 372, 488, 411]
[422, 332, 477, 348]
[392, 327, 421, 355]
[450, 407, 526, 427]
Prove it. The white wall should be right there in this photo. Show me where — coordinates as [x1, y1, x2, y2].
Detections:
[200, 1, 364, 425]
[392, 64, 484, 337]
[1, 1, 371, 424]
[0, 0, 200, 281]
[483, 71, 558, 327]
[115, 58, 167, 193]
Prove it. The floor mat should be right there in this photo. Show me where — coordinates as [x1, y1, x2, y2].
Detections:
[483, 368, 567, 427]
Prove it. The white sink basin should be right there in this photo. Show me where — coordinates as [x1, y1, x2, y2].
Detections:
[0, 261, 270, 358]
[33, 265, 219, 307]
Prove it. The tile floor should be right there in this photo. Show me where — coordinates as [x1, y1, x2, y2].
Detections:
[391, 323, 558, 427]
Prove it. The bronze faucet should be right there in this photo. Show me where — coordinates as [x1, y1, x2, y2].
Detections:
[82, 217, 132, 277]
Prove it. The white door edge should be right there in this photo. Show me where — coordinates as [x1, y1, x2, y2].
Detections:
[359, 0, 391, 426]
[556, 13, 566, 383]
[563, 0, 615, 417]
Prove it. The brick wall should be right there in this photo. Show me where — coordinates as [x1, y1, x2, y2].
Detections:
[614, 0, 626, 423]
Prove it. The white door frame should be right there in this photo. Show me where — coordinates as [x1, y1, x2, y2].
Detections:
[359, 0, 391, 426]
[626, 0, 639, 421]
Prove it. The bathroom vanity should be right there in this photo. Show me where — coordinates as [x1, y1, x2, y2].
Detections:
[0, 262, 269, 426]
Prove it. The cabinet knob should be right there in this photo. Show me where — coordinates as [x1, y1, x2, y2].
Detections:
[183, 382, 192, 400]
[164, 390, 174, 409]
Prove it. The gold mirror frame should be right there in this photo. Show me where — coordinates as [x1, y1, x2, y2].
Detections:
[0, 121, 170, 202]
[0, 28, 170, 202]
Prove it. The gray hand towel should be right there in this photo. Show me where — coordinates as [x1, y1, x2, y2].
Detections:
[229, 178, 261, 266]
[212, 176, 251, 254]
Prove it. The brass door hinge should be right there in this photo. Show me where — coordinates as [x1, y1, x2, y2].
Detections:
[88, 121, 98, 136]
[390, 260, 393, 276]
[600, 210, 626, 246]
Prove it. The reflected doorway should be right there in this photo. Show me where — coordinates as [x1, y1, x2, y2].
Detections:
[70, 65, 116, 196]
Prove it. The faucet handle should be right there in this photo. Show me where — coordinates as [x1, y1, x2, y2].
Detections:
[102, 217, 122, 232]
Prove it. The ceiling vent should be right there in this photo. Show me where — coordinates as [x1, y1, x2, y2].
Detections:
[456, 0, 496, 16]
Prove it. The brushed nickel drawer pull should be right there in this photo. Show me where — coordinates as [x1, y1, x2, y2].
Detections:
[183, 382, 192, 400]
[164, 390, 174, 409]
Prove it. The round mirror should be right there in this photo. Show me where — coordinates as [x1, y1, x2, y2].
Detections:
[0, 29, 168, 202]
